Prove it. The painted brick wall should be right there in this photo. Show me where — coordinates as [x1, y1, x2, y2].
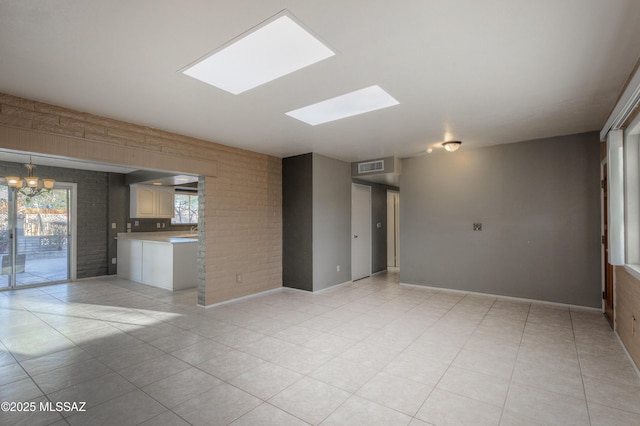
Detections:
[0, 93, 282, 305]
[615, 267, 640, 370]
[0, 160, 109, 278]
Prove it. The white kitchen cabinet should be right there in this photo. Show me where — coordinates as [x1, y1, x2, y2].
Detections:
[130, 184, 175, 218]
[117, 234, 197, 290]
[116, 239, 143, 282]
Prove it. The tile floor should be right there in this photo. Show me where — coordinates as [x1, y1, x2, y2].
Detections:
[0, 271, 639, 425]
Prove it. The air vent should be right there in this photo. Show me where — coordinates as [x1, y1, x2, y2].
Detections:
[358, 160, 384, 174]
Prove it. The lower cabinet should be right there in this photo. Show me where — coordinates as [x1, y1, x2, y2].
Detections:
[117, 239, 196, 290]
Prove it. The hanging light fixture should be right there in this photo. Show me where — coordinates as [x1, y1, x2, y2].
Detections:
[5, 157, 55, 197]
[442, 141, 462, 152]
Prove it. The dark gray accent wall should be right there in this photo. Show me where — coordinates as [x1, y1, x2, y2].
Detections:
[352, 179, 399, 274]
[108, 173, 127, 275]
[400, 132, 601, 307]
[313, 154, 351, 290]
[0, 160, 111, 279]
[282, 154, 313, 291]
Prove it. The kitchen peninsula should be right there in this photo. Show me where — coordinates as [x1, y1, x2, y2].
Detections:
[116, 232, 197, 290]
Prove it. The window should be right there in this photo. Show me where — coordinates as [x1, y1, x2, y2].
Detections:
[172, 192, 198, 224]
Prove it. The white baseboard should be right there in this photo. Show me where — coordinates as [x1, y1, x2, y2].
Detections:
[312, 280, 353, 293]
[615, 331, 640, 379]
[198, 287, 282, 308]
[399, 282, 601, 312]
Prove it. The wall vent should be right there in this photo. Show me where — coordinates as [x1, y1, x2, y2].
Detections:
[358, 160, 384, 174]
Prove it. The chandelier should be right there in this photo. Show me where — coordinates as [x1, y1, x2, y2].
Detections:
[5, 158, 56, 197]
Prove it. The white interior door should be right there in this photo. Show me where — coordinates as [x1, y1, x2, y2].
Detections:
[352, 184, 371, 281]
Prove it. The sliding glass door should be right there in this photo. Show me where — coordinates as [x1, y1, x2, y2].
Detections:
[1, 182, 72, 289]
[0, 184, 9, 289]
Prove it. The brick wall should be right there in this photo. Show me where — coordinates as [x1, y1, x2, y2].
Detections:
[615, 267, 640, 370]
[0, 93, 282, 305]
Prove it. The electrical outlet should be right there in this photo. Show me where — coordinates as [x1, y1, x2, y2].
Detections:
[111, 223, 117, 229]
[473, 223, 482, 231]
[111, 258, 117, 264]
[162, 223, 166, 228]
[134, 220, 139, 227]
[337, 265, 340, 272]
[236, 273, 242, 283]
[156, 223, 161, 228]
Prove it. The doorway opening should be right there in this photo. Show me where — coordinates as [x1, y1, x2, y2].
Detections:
[0, 182, 76, 289]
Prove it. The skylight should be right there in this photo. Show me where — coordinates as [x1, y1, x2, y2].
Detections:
[285, 85, 400, 125]
[182, 13, 335, 95]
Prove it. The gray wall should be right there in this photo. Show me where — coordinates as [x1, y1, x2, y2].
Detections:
[0, 160, 110, 278]
[282, 154, 313, 291]
[400, 132, 601, 307]
[108, 173, 128, 275]
[313, 154, 351, 290]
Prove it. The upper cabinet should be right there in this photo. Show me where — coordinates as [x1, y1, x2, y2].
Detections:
[130, 184, 175, 218]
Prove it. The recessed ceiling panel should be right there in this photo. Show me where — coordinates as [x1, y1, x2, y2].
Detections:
[182, 13, 335, 94]
[285, 85, 400, 125]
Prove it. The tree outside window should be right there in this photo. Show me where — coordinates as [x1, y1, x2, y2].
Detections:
[172, 193, 198, 224]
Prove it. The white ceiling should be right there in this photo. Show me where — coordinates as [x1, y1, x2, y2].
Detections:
[1, 0, 639, 163]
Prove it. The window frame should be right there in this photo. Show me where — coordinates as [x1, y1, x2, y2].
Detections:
[624, 113, 640, 280]
[171, 191, 198, 225]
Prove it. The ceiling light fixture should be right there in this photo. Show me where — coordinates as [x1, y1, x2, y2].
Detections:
[286, 85, 399, 125]
[442, 141, 462, 152]
[182, 12, 335, 94]
[5, 157, 55, 197]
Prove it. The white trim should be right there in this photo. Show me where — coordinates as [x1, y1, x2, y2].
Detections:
[68, 182, 78, 281]
[198, 287, 282, 308]
[399, 282, 601, 312]
[608, 130, 625, 265]
[615, 331, 640, 379]
[601, 65, 640, 141]
[624, 264, 640, 281]
[199, 280, 357, 307]
[284, 280, 353, 294]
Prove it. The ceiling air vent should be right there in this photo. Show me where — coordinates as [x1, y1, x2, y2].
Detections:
[358, 160, 384, 174]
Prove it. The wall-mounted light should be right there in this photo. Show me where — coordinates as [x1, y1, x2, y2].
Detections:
[442, 141, 462, 152]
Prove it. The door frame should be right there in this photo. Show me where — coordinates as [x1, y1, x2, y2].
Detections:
[1, 181, 77, 289]
[387, 190, 400, 268]
[602, 160, 614, 326]
[351, 183, 371, 281]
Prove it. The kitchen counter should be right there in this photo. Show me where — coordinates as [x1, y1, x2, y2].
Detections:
[116, 232, 198, 244]
[116, 232, 197, 291]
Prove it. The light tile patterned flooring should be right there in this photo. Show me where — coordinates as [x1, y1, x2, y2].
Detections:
[0, 271, 639, 425]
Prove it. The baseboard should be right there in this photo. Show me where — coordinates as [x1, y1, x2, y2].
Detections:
[399, 282, 601, 312]
[312, 280, 353, 293]
[198, 287, 282, 308]
[615, 331, 640, 379]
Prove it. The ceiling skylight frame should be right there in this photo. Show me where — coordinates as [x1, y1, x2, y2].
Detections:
[180, 10, 336, 95]
[285, 85, 400, 126]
